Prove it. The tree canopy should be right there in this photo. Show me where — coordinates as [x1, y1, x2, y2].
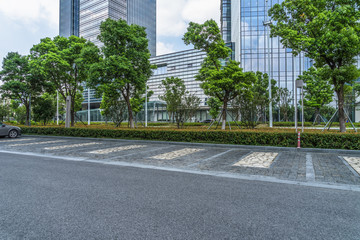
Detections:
[88, 18, 154, 128]
[269, 0, 360, 131]
[30, 35, 100, 126]
[183, 20, 256, 130]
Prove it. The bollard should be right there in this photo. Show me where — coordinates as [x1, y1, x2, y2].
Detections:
[297, 132, 301, 149]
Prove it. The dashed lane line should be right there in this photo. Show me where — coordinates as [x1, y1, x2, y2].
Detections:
[8, 140, 66, 147]
[44, 142, 98, 150]
[150, 148, 204, 160]
[88, 145, 146, 154]
[233, 152, 278, 168]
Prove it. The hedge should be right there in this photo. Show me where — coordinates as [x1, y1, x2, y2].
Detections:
[20, 127, 360, 150]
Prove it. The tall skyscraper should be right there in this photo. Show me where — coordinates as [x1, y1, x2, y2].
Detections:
[59, 0, 80, 37]
[222, 0, 311, 100]
[79, 0, 156, 56]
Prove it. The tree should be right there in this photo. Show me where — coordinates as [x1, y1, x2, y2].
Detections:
[0, 52, 42, 126]
[278, 88, 292, 122]
[269, 0, 360, 132]
[231, 72, 278, 128]
[33, 93, 56, 125]
[297, 67, 334, 123]
[99, 86, 127, 127]
[30, 35, 100, 127]
[0, 102, 10, 122]
[207, 97, 222, 120]
[183, 20, 256, 130]
[159, 77, 200, 128]
[88, 19, 154, 128]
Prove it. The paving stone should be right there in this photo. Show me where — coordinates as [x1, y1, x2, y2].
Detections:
[343, 157, 360, 175]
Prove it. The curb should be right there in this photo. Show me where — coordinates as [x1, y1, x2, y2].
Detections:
[23, 134, 360, 156]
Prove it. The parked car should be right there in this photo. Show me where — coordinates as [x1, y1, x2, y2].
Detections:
[0, 122, 21, 138]
[200, 119, 213, 123]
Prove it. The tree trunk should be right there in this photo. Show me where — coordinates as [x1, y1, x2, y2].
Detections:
[71, 96, 75, 127]
[222, 101, 228, 130]
[25, 103, 30, 126]
[336, 85, 346, 133]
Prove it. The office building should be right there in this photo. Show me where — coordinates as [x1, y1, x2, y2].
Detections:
[222, 0, 311, 100]
[79, 0, 156, 56]
[147, 49, 209, 121]
[59, 0, 80, 37]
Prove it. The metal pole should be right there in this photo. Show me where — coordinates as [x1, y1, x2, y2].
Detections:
[265, 0, 273, 128]
[29, 93, 31, 127]
[145, 83, 148, 127]
[88, 88, 90, 125]
[295, 85, 298, 132]
[301, 86, 304, 132]
[57, 91, 59, 125]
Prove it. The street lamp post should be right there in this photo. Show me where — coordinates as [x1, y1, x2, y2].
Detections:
[57, 91, 59, 125]
[88, 88, 91, 125]
[264, 0, 273, 128]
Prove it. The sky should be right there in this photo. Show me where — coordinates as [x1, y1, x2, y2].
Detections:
[0, 0, 220, 64]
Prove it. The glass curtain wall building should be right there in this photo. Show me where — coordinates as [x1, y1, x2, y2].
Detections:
[225, 0, 311, 104]
[127, 0, 156, 56]
[79, 0, 156, 55]
[147, 49, 210, 121]
[59, 0, 80, 37]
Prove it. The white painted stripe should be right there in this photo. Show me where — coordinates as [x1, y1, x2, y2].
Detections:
[343, 157, 360, 175]
[2, 149, 360, 193]
[88, 145, 146, 154]
[44, 142, 97, 150]
[8, 140, 65, 147]
[188, 149, 234, 167]
[151, 148, 204, 160]
[233, 152, 278, 168]
[306, 153, 316, 182]
[1, 138, 35, 142]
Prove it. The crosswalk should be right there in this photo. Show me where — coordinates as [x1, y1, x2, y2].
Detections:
[233, 152, 278, 168]
[88, 145, 146, 154]
[343, 157, 360, 175]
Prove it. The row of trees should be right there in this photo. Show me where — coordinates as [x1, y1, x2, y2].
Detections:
[0, 19, 153, 128]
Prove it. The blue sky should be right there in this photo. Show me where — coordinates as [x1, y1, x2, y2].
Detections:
[0, 0, 220, 65]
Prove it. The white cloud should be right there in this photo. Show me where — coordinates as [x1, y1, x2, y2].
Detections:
[0, 0, 59, 30]
[157, 42, 176, 55]
[157, 0, 220, 37]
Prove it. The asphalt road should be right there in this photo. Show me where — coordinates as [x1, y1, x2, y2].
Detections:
[0, 152, 359, 240]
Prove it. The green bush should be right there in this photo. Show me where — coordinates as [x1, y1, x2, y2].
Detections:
[20, 127, 360, 150]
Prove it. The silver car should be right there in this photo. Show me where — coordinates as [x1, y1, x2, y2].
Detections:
[0, 122, 21, 138]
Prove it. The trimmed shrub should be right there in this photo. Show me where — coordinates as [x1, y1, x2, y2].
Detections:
[20, 126, 360, 150]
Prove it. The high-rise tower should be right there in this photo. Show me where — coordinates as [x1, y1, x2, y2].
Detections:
[59, 0, 80, 37]
[79, 0, 156, 56]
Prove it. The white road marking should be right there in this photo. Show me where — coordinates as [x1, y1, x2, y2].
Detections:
[151, 148, 204, 160]
[306, 153, 316, 182]
[1, 138, 35, 142]
[8, 140, 66, 147]
[44, 142, 97, 150]
[343, 157, 360, 175]
[233, 152, 278, 168]
[188, 149, 234, 167]
[88, 145, 146, 154]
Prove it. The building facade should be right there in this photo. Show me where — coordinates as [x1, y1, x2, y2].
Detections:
[59, 0, 80, 37]
[147, 49, 210, 121]
[223, 0, 312, 101]
[79, 0, 156, 55]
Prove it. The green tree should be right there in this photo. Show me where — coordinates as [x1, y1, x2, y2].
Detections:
[0, 52, 43, 126]
[183, 20, 256, 130]
[30, 35, 100, 127]
[33, 93, 56, 125]
[207, 97, 222, 120]
[99, 86, 127, 127]
[269, 0, 360, 132]
[297, 67, 334, 123]
[159, 77, 200, 128]
[0, 101, 10, 122]
[88, 19, 153, 128]
[231, 72, 278, 128]
[278, 88, 292, 122]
